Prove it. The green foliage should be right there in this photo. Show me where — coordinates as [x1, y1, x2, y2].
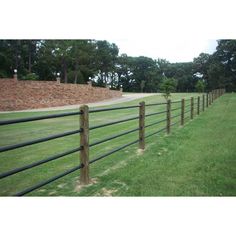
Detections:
[160, 77, 177, 100]
[193, 40, 236, 91]
[195, 80, 206, 93]
[21, 73, 39, 80]
[0, 39, 236, 91]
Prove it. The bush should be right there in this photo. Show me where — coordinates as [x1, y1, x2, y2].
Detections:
[160, 77, 177, 100]
[21, 73, 39, 81]
[195, 80, 206, 93]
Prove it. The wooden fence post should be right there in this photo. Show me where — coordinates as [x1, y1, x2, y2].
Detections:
[190, 97, 194, 119]
[202, 94, 205, 112]
[166, 99, 171, 134]
[79, 105, 90, 185]
[181, 98, 185, 126]
[197, 96, 200, 115]
[209, 92, 211, 106]
[206, 93, 209, 108]
[139, 101, 145, 150]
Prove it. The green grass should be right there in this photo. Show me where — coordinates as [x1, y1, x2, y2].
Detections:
[0, 93, 235, 196]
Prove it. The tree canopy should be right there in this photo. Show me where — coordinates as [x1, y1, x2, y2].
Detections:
[0, 39, 235, 92]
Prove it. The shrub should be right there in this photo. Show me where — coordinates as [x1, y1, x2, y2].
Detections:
[160, 77, 177, 100]
[21, 73, 39, 81]
[195, 80, 206, 93]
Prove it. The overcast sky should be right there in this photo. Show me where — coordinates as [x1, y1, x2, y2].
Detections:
[1, 0, 235, 64]
[113, 38, 218, 63]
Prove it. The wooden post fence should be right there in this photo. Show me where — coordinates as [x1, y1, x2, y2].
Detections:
[190, 97, 194, 120]
[166, 99, 171, 134]
[139, 101, 145, 150]
[202, 94, 205, 112]
[197, 96, 200, 115]
[79, 105, 90, 185]
[206, 93, 209, 108]
[1, 89, 227, 195]
[78, 91, 217, 185]
[181, 98, 185, 126]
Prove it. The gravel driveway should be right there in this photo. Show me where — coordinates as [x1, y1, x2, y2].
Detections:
[1, 93, 160, 113]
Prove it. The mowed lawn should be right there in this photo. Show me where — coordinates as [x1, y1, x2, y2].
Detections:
[0, 93, 235, 196]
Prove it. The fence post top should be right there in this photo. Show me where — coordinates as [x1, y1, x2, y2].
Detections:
[139, 101, 145, 105]
[79, 105, 89, 114]
[80, 104, 89, 109]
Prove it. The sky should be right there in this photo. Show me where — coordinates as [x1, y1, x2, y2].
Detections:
[113, 38, 218, 63]
[1, 1, 235, 64]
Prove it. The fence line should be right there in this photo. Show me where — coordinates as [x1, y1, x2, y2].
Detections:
[0, 88, 225, 196]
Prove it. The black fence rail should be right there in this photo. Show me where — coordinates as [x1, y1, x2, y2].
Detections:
[0, 88, 225, 196]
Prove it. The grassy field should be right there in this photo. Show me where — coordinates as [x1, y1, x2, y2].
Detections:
[0, 93, 235, 196]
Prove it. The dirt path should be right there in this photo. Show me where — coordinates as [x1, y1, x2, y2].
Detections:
[0, 93, 159, 113]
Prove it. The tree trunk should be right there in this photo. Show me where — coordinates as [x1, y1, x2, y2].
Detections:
[64, 65, 68, 83]
[104, 72, 108, 86]
[28, 41, 32, 73]
[74, 59, 79, 84]
[15, 40, 21, 69]
[62, 58, 68, 83]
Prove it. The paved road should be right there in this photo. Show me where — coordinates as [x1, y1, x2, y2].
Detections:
[1, 93, 160, 113]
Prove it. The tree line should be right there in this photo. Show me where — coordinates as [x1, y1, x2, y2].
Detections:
[0, 39, 235, 92]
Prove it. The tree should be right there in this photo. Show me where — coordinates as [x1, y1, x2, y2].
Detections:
[212, 40, 236, 91]
[0, 40, 13, 77]
[115, 54, 134, 91]
[192, 53, 211, 89]
[1, 39, 235, 92]
[34, 40, 58, 81]
[68, 40, 97, 84]
[130, 56, 160, 92]
[195, 80, 206, 93]
[160, 77, 177, 100]
[94, 40, 119, 86]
